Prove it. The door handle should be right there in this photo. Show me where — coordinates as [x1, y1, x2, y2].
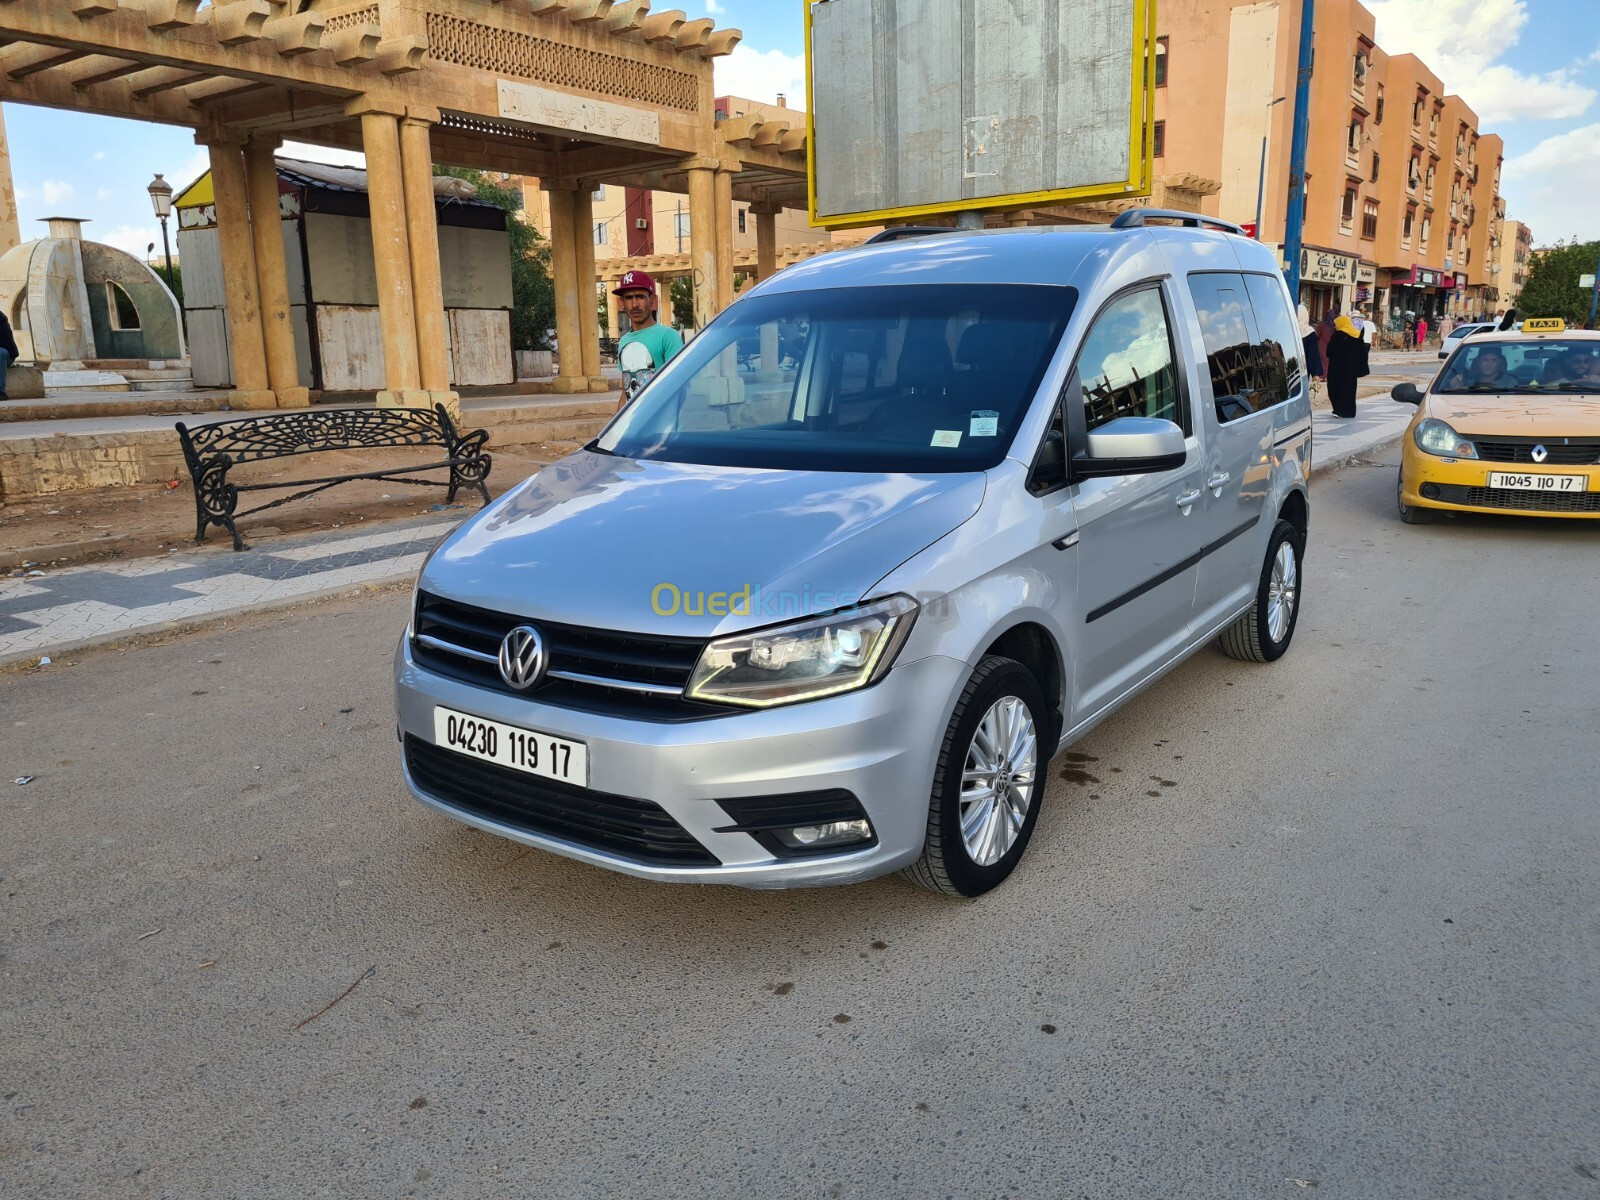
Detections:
[1207, 471, 1231, 496]
[1175, 490, 1202, 512]
[1051, 531, 1080, 551]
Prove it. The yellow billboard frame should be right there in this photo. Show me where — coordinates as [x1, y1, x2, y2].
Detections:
[804, 0, 1157, 230]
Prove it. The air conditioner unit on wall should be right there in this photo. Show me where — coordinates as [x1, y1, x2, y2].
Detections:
[635, 219, 649, 229]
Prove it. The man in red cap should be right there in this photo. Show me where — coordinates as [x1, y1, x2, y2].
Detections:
[614, 269, 683, 410]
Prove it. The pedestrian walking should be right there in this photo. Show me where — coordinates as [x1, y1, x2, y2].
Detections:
[1439, 314, 1455, 342]
[1326, 312, 1367, 418]
[1402, 315, 1417, 351]
[1316, 307, 1336, 373]
[1299, 303, 1325, 384]
[1415, 315, 1429, 351]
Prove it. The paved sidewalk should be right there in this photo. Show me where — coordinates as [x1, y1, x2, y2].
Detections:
[0, 405, 1415, 667]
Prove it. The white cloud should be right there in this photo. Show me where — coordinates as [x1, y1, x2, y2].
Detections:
[98, 223, 162, 259]
[93, 151, 106, 162]
[714, 46, 808, 108]
[40, 180, 74, 208]
[705, 0, 724, 12]
[96, 187, 114, 203]
[1366, 0, 1596, 122]
[1502, 122, 1600, 242]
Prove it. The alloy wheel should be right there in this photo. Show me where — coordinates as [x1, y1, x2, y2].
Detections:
[958, 696, 1038, 867]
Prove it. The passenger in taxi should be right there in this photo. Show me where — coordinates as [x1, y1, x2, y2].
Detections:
[1442, 345, 1515, 392]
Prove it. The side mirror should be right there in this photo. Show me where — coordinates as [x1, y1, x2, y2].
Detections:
[1392, 382, 1424, 405]
[1072, 416, 1187, 480]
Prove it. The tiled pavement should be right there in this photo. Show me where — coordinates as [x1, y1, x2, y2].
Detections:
[0, 398, 1417, 667]
[0, 517, 456, 666]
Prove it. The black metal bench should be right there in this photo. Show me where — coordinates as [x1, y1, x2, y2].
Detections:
[175, 404, 492, 551]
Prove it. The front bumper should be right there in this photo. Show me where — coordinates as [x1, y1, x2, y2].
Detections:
[394, 636, 971, 888]
[1400, 444, 1600, 519]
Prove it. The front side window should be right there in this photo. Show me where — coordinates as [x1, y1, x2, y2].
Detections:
[596, 284, 1077, 472]
[1075, 288, 1185, 435]
[1439, 340, 1600, 393]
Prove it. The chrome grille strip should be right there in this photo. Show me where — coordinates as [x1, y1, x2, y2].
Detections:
[416, 634, 498, 664]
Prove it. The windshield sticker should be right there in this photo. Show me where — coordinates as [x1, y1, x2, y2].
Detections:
[931, 430, 963, 448]
[969, 410, 999, 437]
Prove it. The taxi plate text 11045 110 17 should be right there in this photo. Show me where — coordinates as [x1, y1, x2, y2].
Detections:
[1487, 472, 1588, 492]
[432, 706, 589, 786]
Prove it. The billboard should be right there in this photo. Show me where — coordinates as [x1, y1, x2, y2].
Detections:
[805, 0, 1156, 229]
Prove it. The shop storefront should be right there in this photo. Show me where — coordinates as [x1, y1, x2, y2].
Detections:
[1298, 247, 1361, 319]
[1387, 265, 1446, 326]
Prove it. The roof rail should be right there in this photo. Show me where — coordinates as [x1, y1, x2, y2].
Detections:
[862, 226, 963, 245]
[1110, 209, 1248, 236]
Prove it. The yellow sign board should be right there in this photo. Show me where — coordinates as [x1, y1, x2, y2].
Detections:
[1522, 318, 1567, 333]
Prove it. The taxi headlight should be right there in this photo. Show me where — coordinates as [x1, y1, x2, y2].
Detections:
[686, 595, 919, 708]
[1415, 418, 1479, 459]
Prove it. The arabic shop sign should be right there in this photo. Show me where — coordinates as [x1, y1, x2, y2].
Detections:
[1300, 248, 1361, 285]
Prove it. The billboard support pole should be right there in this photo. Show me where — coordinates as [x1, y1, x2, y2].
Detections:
[1283, 0, 1315, 304]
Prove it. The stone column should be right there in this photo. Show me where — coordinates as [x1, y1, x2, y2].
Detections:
[243, 137, 308, 408]
[657, 276, 673, 328]
[399, 111, 457, 417]
[355, 106, 422, 406]
[544, 183, 585, 392]
[713, 168, 735, 311]
[572, 185, 602, 385]
[205, 137, 273, 409]
[0, 107, 20, 256]
[751, 203, 779, 282]
[605, 285, 620, 337]
[687, 165, 717, 331]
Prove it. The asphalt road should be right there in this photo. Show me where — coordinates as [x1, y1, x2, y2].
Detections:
[3, 450, 1597, 1200]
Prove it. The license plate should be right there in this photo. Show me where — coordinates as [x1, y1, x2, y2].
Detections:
[432, 707, 589, 787]
[1487, 472, 1588, 492]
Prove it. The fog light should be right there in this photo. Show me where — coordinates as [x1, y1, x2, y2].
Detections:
[776, 819, 873, 850]
[1421, 482, 1442, 499]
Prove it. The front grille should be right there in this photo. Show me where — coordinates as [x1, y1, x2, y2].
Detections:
[412, 591, 724, 721]
[1433, 484, 1600, 514]
[404, 736, 717, 866]
[1473, 437, 1600, 465]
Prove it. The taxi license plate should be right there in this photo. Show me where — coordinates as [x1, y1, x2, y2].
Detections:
[432, 706, 589, 787]
[1487, 472, 1587, 493]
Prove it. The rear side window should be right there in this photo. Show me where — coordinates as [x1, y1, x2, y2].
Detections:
[1187, 272, 1301, 423]
[1074, 287, 1188, 435]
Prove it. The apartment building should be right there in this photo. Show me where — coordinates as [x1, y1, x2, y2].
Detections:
[1494, 219, 1535, 312]
[1157, 0, 1508, 328]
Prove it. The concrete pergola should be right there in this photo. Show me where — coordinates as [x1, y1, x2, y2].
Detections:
[0, 0, 809, 409]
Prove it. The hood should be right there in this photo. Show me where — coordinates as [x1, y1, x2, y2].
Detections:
[420, 452, 987, 636]
[1427, 393, 1600, 436]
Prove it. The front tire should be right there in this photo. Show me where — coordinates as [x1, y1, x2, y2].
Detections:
[1218, 519, 1302, 663]
[903, 656, 1048, 898]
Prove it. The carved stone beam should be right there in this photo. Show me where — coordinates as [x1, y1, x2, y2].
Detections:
[131, 0, 202, 29]
[373, 34, 426, 75]
[607, 0, 650, 34]
[640, 9, 685, 43]
[263, 9, 324, 56]
[210, 0, 272, 46]
[718, 116, 758, 145]
[528, 0, 568, 15]
[324, 22, 381, 66]
[701, 27, 741, 58]
[564, 0, 614, 23]
[751, 118, 792, 148]
[673, 17, 712, 50]
[778, 128, 807, 154]
[71, 1, 121, 16]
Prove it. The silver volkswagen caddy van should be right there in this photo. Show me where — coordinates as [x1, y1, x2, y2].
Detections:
[395, 212, 1311, 897]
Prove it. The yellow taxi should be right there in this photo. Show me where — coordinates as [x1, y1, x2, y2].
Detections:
[1393, 318, 1600, 522]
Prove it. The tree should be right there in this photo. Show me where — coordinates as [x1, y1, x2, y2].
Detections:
[670, 275, 695, 330]
[433, 166, 556, 350]
[1518, 238, 1600, 328]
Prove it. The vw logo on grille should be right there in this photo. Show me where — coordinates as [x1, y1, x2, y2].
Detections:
[498, 625, 547, 691]
[1532, 444, 1549, 464]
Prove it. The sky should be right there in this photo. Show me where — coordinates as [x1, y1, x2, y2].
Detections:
[5, 0, 1595, 260]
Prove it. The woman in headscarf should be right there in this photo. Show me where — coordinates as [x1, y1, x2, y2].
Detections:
[1325, 312, 1366, 418]
[1299, 303, 1324, 383]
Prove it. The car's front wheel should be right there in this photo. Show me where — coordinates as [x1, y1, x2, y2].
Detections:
[903, 656, 1048, 898]
[1219, 518, 1303, 662]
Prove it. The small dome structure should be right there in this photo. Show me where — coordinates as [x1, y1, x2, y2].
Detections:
[0, 218, 185, 365]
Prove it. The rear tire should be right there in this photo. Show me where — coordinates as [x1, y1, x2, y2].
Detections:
[903, 656, 1048, 898]
[1397, 468, 1437, 524]
[1218, 519, 1302, 663]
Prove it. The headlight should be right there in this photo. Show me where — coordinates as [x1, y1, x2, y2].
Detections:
[1414, 417, 1479, 459]
[686, 595, 919, 708]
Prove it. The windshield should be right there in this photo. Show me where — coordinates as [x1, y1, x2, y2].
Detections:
[594, 284, 1078, 472]
[1436, 338, 1600, 394]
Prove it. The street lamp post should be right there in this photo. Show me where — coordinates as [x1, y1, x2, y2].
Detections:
[1254, 96, 1287, 240]
[147, 172, 185, 339]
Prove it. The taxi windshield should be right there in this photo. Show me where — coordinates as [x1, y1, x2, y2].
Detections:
[1437, 339, 1600, 394]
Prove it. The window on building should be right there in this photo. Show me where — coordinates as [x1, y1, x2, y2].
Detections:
[1421, 215, 1432, 245]
[676, 212, 691, 239]
[738, 208, 747, 234]
[1347, 117, 1362, 156]
[1375, 85, 1385, 124]
[105, 281, 140, 330]
[1362, 199, 1379, 240]
[594, 221, 608, 246]
[1353, 51, 1368, 86]
[592, 184, 606, 201]
[1408, 156, 1421, 190]
[1155, 36, 1168, 86]
[1413, 92, 1425, 126]
[1153, 119, 1166, 158]
[1403, 207, 1416, 240]
[1342, 186, 1358, 228]
[1371, 152, 1381, 183]
[1426, 162, 1436, 192]
[1447, 225, 1455, 251]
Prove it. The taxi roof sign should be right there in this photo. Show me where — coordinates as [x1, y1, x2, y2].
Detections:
[1522, 317, 1567, 332]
